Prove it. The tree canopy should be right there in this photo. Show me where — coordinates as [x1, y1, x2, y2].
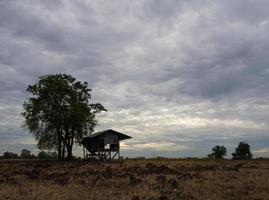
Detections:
[210, 145, 227, 159]
[22, 74, 106, 159]
[232, 142, 252, 160]
[20, 149, 31, 159]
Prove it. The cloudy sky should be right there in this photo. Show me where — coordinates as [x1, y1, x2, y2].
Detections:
[0, 0, 269, 158]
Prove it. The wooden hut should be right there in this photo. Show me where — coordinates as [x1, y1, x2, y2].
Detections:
[81, 129, 131, 160]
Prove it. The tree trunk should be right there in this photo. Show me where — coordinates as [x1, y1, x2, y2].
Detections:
[63, 130, 74, 160]
[61, 142, 65, 159]
[66, 144, 73, 160]
[57, 132, 62, 160]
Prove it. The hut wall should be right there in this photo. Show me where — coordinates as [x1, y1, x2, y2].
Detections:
[104, 134, 118, 145]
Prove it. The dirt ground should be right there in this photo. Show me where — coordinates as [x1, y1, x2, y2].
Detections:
[0, 158, 268, 200]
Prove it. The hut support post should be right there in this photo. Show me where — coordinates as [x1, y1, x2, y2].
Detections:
[83, 146, 85, 159]
[118, 144, 120, 159]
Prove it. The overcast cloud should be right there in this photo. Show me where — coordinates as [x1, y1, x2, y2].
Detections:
[0, 0, 269, 157]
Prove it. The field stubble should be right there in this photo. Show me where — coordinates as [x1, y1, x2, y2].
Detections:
[0, 159, 269, 200]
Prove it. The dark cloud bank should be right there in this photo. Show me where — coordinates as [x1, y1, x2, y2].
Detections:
[0, 0, 269, 157]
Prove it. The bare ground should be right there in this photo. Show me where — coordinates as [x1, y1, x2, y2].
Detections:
[0, 159, 269, 200]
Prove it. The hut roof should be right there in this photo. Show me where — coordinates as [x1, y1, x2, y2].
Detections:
[84, 129, 132, 141]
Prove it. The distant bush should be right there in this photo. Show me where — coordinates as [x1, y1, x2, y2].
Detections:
[255, 157, 269, 160]
[132, 157, 146, 160]
[20, 149, 37, 159]
[207, 154, 214, 159]
[20, 149, 32, 159]
[232, 142, 252, 160]
[152, 156, 168, 160]
[37, 151, 57, 159]
[2, 151, 19, 159]
[184, 157, 199, 160]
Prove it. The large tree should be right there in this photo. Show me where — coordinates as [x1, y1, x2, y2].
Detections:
[22, 74, 106, 159]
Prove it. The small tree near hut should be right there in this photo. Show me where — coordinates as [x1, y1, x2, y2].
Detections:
[22, 74, 106, 160]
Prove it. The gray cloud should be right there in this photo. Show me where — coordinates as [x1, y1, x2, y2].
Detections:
[0, 0, 268, 157]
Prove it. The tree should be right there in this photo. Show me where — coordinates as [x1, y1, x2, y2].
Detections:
[232, 142, 252, 160]
[2, 152, 19, 159]
[210, 145, 227, 159]
[20, 149, 31, 159]
[22, 74, 106, 160]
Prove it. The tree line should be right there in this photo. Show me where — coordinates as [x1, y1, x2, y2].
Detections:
[208, 142, 253, 159]
[0, 142, 255, 160]
[0, 149, 57, 160]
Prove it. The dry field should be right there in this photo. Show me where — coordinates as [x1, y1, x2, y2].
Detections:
[0, 159, 269, 200]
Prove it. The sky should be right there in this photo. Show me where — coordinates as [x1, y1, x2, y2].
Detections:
[0, 0, 269, 158]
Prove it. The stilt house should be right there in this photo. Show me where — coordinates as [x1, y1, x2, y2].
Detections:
[81, 129, 131, 160]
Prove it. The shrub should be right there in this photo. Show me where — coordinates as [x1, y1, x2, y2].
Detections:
[37, 151, 57, 159]
[2, 151, 19, 159]
[20, 149, 32, 159]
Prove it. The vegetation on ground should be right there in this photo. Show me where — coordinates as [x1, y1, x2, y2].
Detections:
[0, 150, 57, 160]
[0, 159, 268, 200]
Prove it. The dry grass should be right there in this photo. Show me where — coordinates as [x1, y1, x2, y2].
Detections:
[0, 159, 269, 200]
